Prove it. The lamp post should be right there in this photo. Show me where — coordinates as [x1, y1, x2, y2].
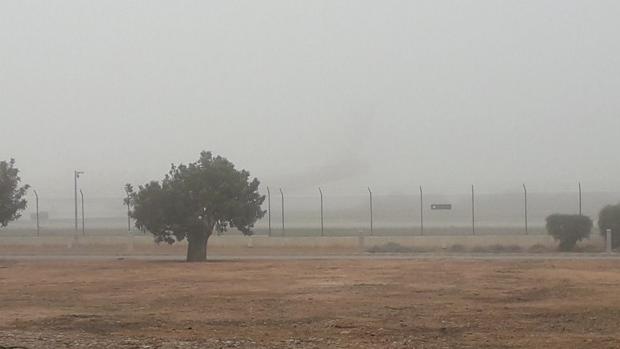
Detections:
[74, 170, 84, 232]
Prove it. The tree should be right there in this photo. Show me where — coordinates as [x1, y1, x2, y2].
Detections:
[126, 151, 265, 262]
[598, 203, 620, 249]
[545, 214, 592, 251]
[0, 159, 30, 228]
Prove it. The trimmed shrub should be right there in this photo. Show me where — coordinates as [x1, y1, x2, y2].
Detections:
[545, 214, 593, 251]
[598, 203, 620, 249]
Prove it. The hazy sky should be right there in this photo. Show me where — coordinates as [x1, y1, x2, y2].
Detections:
[1, 1, 619, 198]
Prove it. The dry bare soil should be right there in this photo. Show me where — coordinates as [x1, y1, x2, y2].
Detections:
[1, 259, 620, 348]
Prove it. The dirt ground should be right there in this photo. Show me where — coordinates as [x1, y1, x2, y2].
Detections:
[2, 259, 620, 349]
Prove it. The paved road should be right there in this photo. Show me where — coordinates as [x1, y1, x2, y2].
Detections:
[1, 253, 620, 261]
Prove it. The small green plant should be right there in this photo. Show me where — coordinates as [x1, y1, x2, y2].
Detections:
[598, 203, 620, 249]
[545, 214, 593, 251]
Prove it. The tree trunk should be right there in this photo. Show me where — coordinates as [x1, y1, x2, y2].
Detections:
[186, 231, 210, 262]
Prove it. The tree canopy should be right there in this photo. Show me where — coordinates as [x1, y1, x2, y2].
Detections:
[598, 203, 620, 249]
[0, 158, 30, 228]
[126, 151, 265, 261]
[545, 214, 592, 251]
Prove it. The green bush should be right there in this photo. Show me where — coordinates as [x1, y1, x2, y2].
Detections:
[598, 203, 620, 249]
[545, 214, 593, 251]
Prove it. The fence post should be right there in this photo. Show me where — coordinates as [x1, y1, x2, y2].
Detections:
[368, 187, 373, 235]
[471, 185, 475, 235]
[125, 187, 131, 234]
[279, 188, 285, 236]
[523, 184, 528, 234]
[318, 187, 324, 236]
[419, 186, 424, 235]
[33, 190, 40, 237]
[80, 189, 85, 236]
[267, 186, 272, 237]
[74, 170, 84, 233]
[578, 181, 582, 216]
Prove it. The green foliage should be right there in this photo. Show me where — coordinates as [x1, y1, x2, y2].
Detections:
[545, 214, 592, 251]
[0, 159, 30, 228]
[598, 203, 620, 248]
[126, 151, 265, 261]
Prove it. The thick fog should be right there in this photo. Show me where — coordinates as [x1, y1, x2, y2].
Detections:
[2, 0, 620, 203]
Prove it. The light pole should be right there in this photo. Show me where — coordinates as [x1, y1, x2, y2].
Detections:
[79, 189, 85, 235]
[33, 190, 40, 237]
[267, 186, 271, 237]
[74, 170, 84, 232]
[318, 187, 324, 236]
[368, 187, 373, 235]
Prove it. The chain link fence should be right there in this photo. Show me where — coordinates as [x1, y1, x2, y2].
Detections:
[3, 188, 618, 237]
